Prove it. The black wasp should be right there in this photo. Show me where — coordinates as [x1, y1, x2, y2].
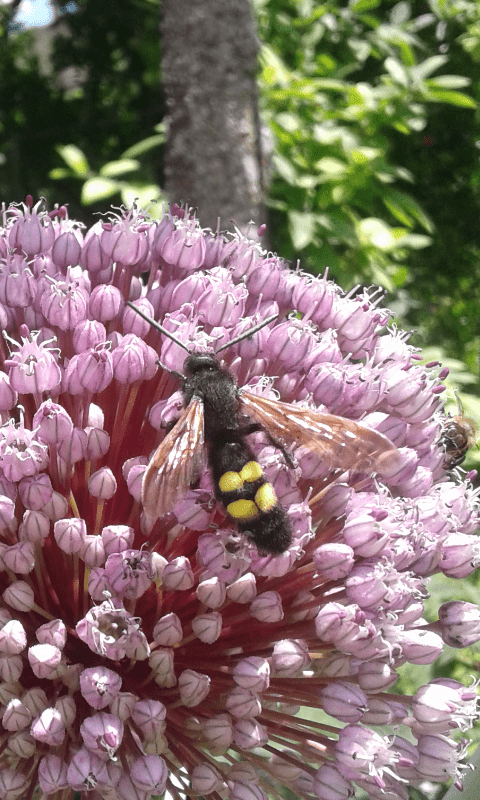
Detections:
[128, 302, 402, 554]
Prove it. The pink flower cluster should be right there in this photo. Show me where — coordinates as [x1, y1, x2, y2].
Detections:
[0, 196, 478, 800]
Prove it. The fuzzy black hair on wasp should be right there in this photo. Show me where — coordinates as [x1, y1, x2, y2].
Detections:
[127, 301, 402, 554]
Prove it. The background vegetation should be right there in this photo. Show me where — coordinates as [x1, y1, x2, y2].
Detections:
[3, 0, 480, 422]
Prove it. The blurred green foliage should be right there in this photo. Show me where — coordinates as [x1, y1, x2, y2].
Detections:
[254, 0, 480, 464]
[2, 0, 480, 441]
[255, 1, 478, 301]
[0, 0, 164, 223]
[1, 3, 479, 444]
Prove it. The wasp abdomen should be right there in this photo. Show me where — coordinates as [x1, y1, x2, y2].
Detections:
[210, 441, 292, 553]
[217, 460, 278, 522]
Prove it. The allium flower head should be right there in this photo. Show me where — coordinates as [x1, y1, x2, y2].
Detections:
[0, 197, 479, 799]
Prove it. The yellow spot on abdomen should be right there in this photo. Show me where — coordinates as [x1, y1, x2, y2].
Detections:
[219, 471, 244, 493]
[254, 483, 277, 513]
[240, 461, 264, 482]
[226, 499, 259, 521]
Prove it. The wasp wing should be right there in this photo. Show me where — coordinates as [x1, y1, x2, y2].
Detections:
[240, 391, 402, 476]
[142, 396, 206, 518]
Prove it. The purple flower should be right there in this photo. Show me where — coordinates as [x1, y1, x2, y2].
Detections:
[0, 197, 479, 798]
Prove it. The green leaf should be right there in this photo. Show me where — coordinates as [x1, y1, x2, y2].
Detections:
[260, 44, 291, 87]
[349, 0, 380, 11]
[81, 177, 119, 204]
[425, 88, 477, 107]
[389, 2, 410, 24]
[382, 188, 434, 232]
[370, 264, 395, 293]
[49, 168, 71, 180]
[384, 57, 408, 86]
[56, 145, 90, 176]
[121, 183, 164, 209]
[122, 134, 165, 158]
[275, 112, 301, 132]
[391, 265, 409, 287]
[288, 210, 316, 250]
[349, 146, 382, 164]
[357, 218, 396, 250]
[311, 78, 350, 92]
[426, 74, 471, 89]
[272, 153, 298, 184]
[412, 54, 448, 80]
[395, 232, 431, 249]
[100, 159, 140, 177]
[347, 38, 371, 62]
[315, 157, 348, 175]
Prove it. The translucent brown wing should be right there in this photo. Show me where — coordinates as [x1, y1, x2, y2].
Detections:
[240, 391, 402, 476]
[142, 396, 205, 518]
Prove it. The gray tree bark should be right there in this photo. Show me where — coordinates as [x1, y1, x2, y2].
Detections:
[161, 0, 267, 232]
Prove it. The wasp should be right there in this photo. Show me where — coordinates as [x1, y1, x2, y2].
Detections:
[128, 303, 402, 554]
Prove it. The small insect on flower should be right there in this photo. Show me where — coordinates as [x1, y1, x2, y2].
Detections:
[441, 396, 477, 469]
[128, 303, 402, 554]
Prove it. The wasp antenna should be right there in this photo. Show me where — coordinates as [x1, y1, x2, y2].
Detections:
[216, 313, 278, 353]
[126, 301, 191, 353]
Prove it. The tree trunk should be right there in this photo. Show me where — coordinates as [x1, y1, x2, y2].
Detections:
[161, 0, 266, 232]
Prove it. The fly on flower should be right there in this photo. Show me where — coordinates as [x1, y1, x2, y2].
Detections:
[128, 303, 402, 554]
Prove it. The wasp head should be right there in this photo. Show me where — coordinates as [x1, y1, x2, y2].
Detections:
[183, 353, 221, 376]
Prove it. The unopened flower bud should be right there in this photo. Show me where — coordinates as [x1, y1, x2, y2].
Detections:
[54, 518, 86, 554]
[313, 763, 354, 800]
[131, 699, 166, 739]
[0, 619, 27, 655]
[397, 629, 444, 664]
[192, 611, 222, 643]
[178, 669, 211, 707]
[233, 657, 270, 692]
[130, 754, 168, 793]
[28, 644, 62, 680]
[162, 557, 195, 591]
[33, 400, 74, 445]
[30, 706, 65, 746]
[88, 467, 117, 499]
[109, 691, 137, 720]
[3, 542, 35, 574]
[0, 654, 22, 682]
[149, 648, 177, 688]
[51, 230, 82, 270]
[202, 713, 233, 747]
[2, 698, 32, 731]
[225, 573, 257, 603]
[38, 754, 69, 793]
[320, 681, 367, 723]
[271, 639, 310, 676]
[89, 284, 123, 321]
[191, 762, 225, 795]
[250, 591, 283, 623]
[196, 576, 226, 608]
[313, 543, 355, 580]
[0, 768, 28, 799]
[226, 687, 262, 719]
[233, 718, 268, 750]
[152, 613, 183, 646]
[57, 427, 88, 463]
[18, 473, 53, 511]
